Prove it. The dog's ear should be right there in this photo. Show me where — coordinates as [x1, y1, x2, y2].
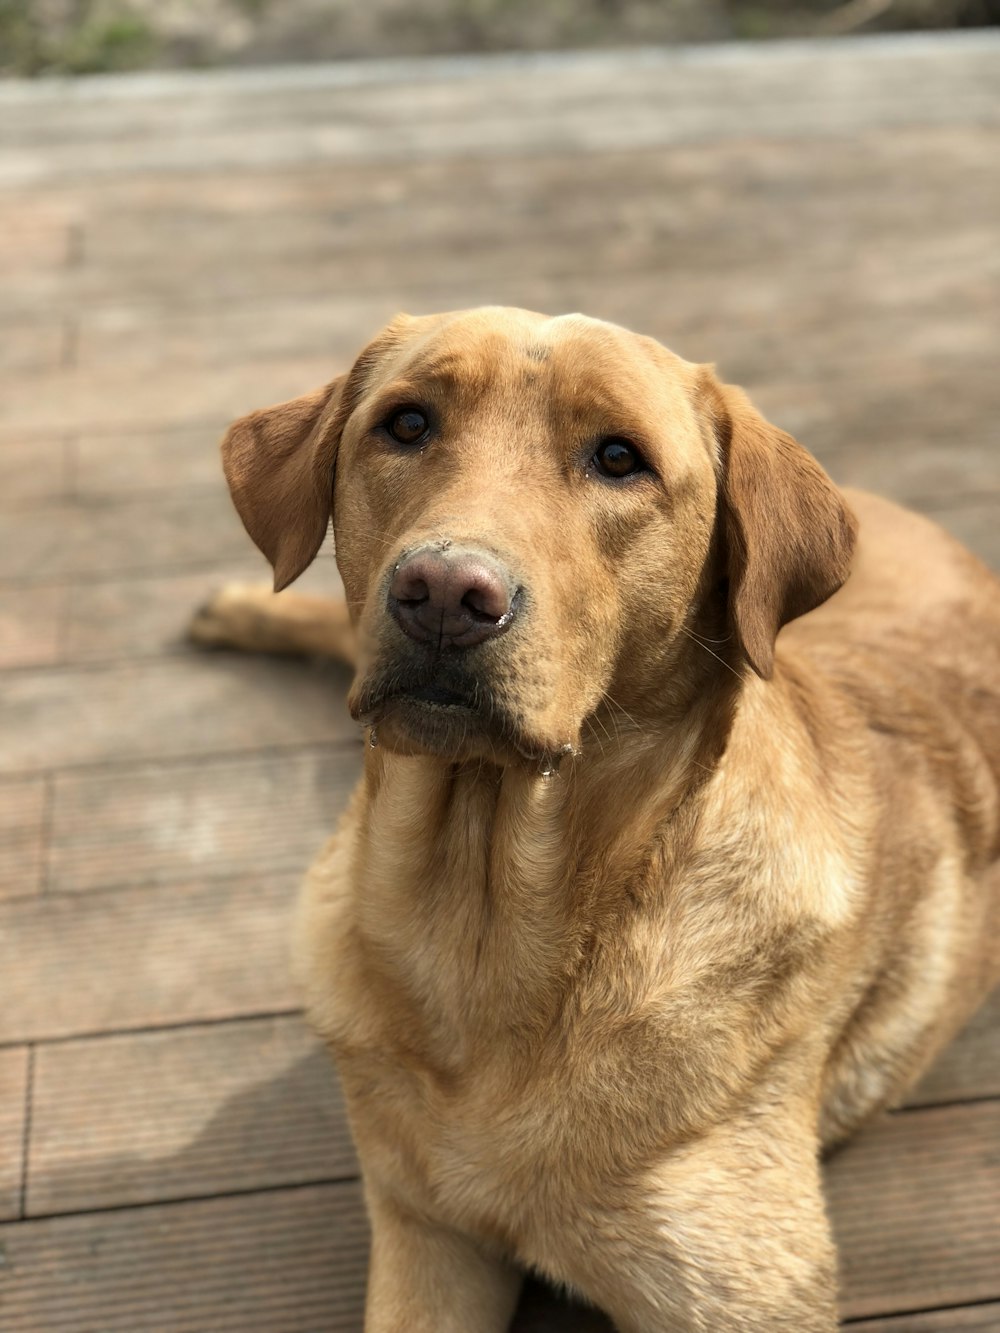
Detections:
[221, 314, 416, 590]
[221, 377, 345, 591]
[703, 376, 857, 680]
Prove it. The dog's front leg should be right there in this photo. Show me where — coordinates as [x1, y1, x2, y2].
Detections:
[364, 1186, 522, 1333]
[545, 1113, 837, 1333]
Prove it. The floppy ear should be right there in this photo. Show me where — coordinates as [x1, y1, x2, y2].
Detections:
[708, 379, 857, 680]
[221, 376, 345, 591]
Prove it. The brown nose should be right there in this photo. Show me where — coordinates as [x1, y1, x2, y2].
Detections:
[388, 545, 519, 650]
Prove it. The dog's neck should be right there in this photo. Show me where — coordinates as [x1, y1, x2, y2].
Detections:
[348, 670, 743, 1073]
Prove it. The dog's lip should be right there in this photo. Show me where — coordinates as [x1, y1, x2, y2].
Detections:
[357, 686, 577, 771]
[355, 676, 484, 725]
[394, 682, 479, 709]
[354, 670, 579, 770]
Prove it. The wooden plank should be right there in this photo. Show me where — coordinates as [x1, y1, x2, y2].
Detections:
[0, 437, 69, 504]
[0, 1180, 368, 1331]
[75, 292, 399, 373]
[68, 207, 993, 326]
[2, 570, 260, 672]
[2, 36, 998, 187]
[0, 487, 250, 583]
[515, 1293, 1000, 1332]
[0, 776, 47, 899]
[70, 262, 998, 402]
[36, 120, 1000, 254]
[0, 322, 65, 374]
[6, 122, 999, 316]
[759, 405, 999, 508]
[2, 122, 997, 432]
[48, 746, 359, 893]
[0, 354, 341, 437]
[27, 1016, 354, 1216]
[822, 440, 999, 510]
[0, 654, 355, 776]
[0, 586, 63, 670]
[57, 563, 268, 664]
[0, 209, 72, 278]
[67, 131, 999, 289]
[846, 1304, 1000, 1331]
[907, 988, 1000, 1108]
[10, 184, 1000, 335]
[828, 1102, 1000, 1319]
[0, 1045, 29, 1220]
[0, 561, 343, 668]
[2, 128, 985, 329]
[0, 875, 300, 1042]
[5, 247, 998, 444]
[74, 423, 228, 495]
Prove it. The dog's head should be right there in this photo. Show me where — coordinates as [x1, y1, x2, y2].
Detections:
[222, 308, 855, 767]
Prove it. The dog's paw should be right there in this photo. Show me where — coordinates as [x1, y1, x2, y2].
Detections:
[187, 582, 276, 650]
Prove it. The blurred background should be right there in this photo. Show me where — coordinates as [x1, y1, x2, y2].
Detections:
[1, 0, 999, 73]
[1, 4, 998, 1331]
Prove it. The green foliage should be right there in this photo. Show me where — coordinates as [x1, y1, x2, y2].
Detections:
[0, 1, 158, 75]
[59, 13, 157, 74]
[0, 0, 44, 76]
[731, 4, 781, 37]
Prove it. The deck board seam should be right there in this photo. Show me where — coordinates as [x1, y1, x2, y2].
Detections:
[841, 1295, 1000, 1324]
[892, 1093, 1000, 1115]
[0, 556, 337, 591]
[0, 735, 362, 780]
[18, 1044, 35, 1219]
[0, 1006, 307, 1052]
[37, 772, 55, 896]
[17, 1171, 364, 1225]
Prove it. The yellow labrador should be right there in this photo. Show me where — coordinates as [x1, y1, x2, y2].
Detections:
[194, 308, 1000, 1332]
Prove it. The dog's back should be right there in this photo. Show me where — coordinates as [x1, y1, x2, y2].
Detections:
[783, 490, 1000, 1141]
[794, 488, 1000, 835]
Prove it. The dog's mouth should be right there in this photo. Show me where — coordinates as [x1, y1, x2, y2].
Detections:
[356, 669, 486, 722]
[397, 681, 480, 710]
[352, 666, 568, 768]
[353, 665, 500, 754]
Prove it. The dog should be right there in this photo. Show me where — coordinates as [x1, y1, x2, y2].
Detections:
[192, 307, 1000, 1331]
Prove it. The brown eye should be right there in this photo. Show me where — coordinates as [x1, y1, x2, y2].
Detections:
[387, 408, 430, 446]
[593, 437, 643, 479]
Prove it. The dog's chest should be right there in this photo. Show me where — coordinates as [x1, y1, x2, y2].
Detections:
[306, 790, 841, 1249]
[340, 1036, 628, 1250]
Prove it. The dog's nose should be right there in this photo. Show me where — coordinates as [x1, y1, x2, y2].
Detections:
[388, 545, 518, 649]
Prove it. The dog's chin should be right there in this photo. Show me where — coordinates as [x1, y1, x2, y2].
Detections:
[373, 694, 505, 762]
[352, 679, 557, 767]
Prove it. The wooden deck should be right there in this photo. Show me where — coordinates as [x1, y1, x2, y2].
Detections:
[1, 31, 999, 1331]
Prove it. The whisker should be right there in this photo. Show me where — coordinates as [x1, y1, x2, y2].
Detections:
[602, 692, 643, 735]
[679, 625, 743, 681]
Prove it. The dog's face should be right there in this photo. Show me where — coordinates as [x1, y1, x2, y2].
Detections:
[334, 309, 722, 765]
[222, 307, 856, 767]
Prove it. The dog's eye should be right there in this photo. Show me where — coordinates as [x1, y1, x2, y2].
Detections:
[386, 408, 430, 446]
[593, 437, 643, 479]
